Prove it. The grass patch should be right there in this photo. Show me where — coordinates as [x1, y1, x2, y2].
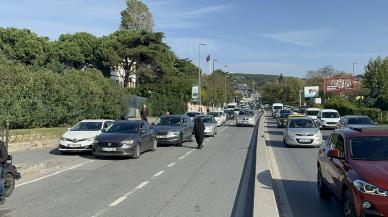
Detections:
[10, 127, 68, 137]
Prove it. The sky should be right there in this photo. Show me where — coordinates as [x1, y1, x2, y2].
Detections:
[1, 0, 388, 77]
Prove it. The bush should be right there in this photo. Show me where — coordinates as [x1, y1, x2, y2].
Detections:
[0, 63, 128, 129]
[324, 96, 359, 116]
[359, 107, 381, 122]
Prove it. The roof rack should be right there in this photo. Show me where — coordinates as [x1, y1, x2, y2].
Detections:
[349, 126, 388, 133]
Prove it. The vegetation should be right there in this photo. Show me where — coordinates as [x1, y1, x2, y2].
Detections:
[120, 0, 154, 32]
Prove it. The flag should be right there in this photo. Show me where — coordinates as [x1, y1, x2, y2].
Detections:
[206, 54, 211, 63]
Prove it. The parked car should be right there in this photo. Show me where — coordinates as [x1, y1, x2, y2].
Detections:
[154, 115, 194, 146]
[59, 119, 113, 153]
[196, 115, 217, 137]
[185, 111, 204, 121]
[317, 109, 341, 129]
[236, 110, 256, 127]
[317, 126, 388, 217]
[277, 113, 290, 128]
[283, 117, 322, 147]
[92, 120, 156, 158]
[305, 108, 321, 121]
[337, 115, 375, 129]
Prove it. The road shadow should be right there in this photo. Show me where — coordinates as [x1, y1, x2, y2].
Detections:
[265, 130, 284, 136]
[273, 178, 343, 217]
[257, 170, 273, 190]
[265, 125, 280, 129]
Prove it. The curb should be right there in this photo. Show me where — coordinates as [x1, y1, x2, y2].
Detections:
[254, 116, 280, 217]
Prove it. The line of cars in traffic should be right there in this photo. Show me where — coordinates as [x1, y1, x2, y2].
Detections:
[269, 103, 388, 217]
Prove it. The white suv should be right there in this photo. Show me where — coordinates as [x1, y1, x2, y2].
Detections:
[59, 119, 113, 153]
[317, 109, 340, 129]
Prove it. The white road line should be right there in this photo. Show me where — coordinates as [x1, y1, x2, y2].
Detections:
[136, 181, 149, 189]
[178, 155, 186, 160]
[185, 150, 194, 155]
[167, 162, 176, 167]
[153, 170, 165, 177]
[109, 196, 127, 207]
[16, 160, 94, 188]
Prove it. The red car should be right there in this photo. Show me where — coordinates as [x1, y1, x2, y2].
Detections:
[317, 126, 388, 217]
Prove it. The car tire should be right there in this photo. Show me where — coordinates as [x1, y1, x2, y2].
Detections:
[177, 134, 183, 147]
[343, 189, 356, 217]
[151, 139, 157, 151]
[317, 167, 330, 200]
[4, 173, 15, 197]
[132, 144, 140, 159]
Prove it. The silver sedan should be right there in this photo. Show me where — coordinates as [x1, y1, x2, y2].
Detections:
[283, 117, 322, 147]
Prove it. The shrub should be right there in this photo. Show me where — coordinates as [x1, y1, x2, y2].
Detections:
[324, 96, 359, 116]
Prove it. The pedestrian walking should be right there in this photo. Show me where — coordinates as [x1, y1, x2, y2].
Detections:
[140, 104, 149, 122]
[194, 117, 205, 149]
[0, 141, 8, 205]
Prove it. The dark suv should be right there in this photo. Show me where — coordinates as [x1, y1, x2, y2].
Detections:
[317, 126, 388, 217]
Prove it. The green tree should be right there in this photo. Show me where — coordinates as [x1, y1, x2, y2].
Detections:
[120, 0, 154, 32]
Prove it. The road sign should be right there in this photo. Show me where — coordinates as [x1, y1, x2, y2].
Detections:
[304, 86, 319, 98]
[192, 85, 199, 101]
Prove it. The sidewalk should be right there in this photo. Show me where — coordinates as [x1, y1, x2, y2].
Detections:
[254, 116, 280, 217]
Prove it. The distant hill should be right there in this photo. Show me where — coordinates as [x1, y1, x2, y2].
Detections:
[231, 73, 283, 91]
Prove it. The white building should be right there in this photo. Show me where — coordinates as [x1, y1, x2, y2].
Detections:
[110, 62, 137, 88]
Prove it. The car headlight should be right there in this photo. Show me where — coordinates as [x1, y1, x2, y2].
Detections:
[121, 140, 134, 145]
[353, 179, 388, 196]
[167, 131, 179, 137]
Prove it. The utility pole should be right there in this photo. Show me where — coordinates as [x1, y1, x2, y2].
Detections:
[198, 43, 205, 112]
[212, 59, 218, 110]
[224, 65, 228, 105]
[299, 90, 302, 107]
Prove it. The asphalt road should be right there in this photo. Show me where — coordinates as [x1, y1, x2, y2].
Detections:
[1, 120, 255, 217]
[264, 115, 344, 217]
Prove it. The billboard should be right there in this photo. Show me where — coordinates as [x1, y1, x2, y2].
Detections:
[304, 86, 319, 98]
[324, 77, 356, 93]
[192, 85, 199, 101]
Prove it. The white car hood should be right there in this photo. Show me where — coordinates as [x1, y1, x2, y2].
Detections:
[62, 130, 101, 140]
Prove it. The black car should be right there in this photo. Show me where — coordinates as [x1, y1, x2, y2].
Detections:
[225, 109, 235, 120]
[92, 120, 156, 159]
[154, 115, 194, 146]
[277, 113, 290, 128]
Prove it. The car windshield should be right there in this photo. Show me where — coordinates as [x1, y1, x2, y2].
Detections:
[156, 116, 182, 126]
[201, 117, 214, 123]
[239, 110, 254, 116]
[105, 122, 138, 133]
[351, 137, 388, 160]
[306, 110, 320, 116]
[288, 119, 316, 128]
[322, 112, 339, 118]
[70, 122, 102, 131]
[208, 112, 221, 117]
[186, 112, 198, 117]
[280, 114, 289, 118]
[280, 110, 291, 114]
[348, 117, 372, 125]
[274, 106, 283, 110]
[234, 108, 240, 112]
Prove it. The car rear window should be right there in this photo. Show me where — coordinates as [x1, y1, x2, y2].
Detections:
[348, 117, 372, 125]
[306, 110, 320, 116]
[350, 136, 388, 160]
[280, 114, 289, 118]
[322, 112, 339, 118]
[239, 110, 254, 116]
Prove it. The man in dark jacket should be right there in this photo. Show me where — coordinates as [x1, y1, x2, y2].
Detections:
[0, 141, 8, 205]
[140, 104, 149, 122]
[194, 117, 205, 149]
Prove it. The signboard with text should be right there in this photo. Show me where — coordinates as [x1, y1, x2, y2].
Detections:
[324, 77, 356, 93]
[192, 85, 199, 101]
[304, 86, 319, 98]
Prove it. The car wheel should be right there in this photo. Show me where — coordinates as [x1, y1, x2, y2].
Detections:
[343, 189, 356, 217]
[317, 167, 330, 200]
[132, 144, 140, 159]
[177, 134, 183, 147]
[4, 173, 15, 197]
[151, 139, 157, 151]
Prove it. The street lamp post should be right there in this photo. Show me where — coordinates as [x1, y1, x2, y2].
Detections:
[352, 62, 357, 76]
[212, 59, 218, 110]
[198, 43, 205, 112]
[224, 65, 228, 105]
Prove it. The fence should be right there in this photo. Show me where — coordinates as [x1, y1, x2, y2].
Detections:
[0, 122, 9, 150]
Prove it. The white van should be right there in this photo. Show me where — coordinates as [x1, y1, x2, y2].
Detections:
[317, 109, 340, 129]
[272, 103, 284, 112]
[305, 108, 321, 121]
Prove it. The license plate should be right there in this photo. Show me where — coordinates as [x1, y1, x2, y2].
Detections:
[102, 147, 116, 151]
[157, 135, 166, 139]
[68, 143, 81, 148]
[243, 121, 248, 124]
[299, 138, 310, 142]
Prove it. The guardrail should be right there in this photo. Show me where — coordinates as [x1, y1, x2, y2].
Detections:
[231, 115, 261, 217]
[0, 121, 9, 149]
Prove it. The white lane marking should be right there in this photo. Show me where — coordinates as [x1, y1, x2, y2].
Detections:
[16, 160, 94, 188]
[167, 162, 176, 167]
[185, 150, 194, 156]
[136, 181, 149, 189]
[153, 170, 165, 177]
[178, 155, 186, 160]
[109, 196, 127, 207]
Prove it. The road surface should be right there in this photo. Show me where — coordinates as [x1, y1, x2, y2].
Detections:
[2, 121, 254, 217]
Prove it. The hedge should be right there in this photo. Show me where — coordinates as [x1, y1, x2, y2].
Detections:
[0, 63, 128, 129]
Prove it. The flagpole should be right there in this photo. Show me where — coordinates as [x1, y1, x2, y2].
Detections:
[198, 43, 205, 112]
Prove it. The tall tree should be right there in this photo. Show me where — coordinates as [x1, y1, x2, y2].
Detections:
[120, 0, 154, 32]
[363, 56, 388, 98]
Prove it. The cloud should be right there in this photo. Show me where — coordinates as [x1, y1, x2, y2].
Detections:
[260, 28, 333, 46]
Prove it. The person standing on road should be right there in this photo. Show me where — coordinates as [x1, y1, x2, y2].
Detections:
[194, 117, 205, 149]
[0, 141, 8, 205]
[140, 104, 149, 122]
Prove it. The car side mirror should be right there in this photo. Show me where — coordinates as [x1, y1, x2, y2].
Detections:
[327, 149, 342, 158]
[101, 128, 106, 133]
